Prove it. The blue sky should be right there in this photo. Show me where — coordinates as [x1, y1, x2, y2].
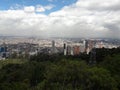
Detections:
[0, 0, 77, 14]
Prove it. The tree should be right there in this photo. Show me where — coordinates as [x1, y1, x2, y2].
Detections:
[38, 60, 117, 90]
[100, 54, 120, 89]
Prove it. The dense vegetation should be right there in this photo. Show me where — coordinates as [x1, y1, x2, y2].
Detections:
[0, 48, 120, 90]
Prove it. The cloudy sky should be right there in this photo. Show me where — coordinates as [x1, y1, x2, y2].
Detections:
[0, 0, 120, 38]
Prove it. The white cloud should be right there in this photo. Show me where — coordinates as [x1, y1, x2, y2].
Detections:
[36, 5, 45, 12]
[44, 4, 55, 10]
[0, 0, 120, 38]
[76, 0, 120, 11]
[36, 4, 55, 12]
[24, 6, 35, 13]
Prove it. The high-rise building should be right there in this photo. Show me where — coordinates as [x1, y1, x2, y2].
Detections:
[84, 40, 88, 53]
[64, 43, 67, 55]
[73, 46, 80, 55]
[67, 45, 72, 55]
[0, 46, 8, 59]
[89, 40, 94, 51]
[80, 45, 85, 53]
[51, 40, 55, 53]
[70, 46, 74, 55]
[99, 42, 103, 48]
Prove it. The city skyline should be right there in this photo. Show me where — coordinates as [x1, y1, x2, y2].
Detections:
[0, 0, 120, 38]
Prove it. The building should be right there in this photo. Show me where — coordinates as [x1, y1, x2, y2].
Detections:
[73, 46, 80, 55]
[64, 43, 67, 55]
[51, 40, 55, 53]
[0, 46, 9, 60]
[67, 45, 73, 55]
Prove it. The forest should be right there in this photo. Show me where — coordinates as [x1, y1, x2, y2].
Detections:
[0, 47, 120, 90]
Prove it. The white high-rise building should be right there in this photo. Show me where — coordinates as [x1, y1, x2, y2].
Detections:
[64, 43, 67, 55]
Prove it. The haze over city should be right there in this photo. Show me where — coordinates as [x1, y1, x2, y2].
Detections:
[0, 0, 120, 38]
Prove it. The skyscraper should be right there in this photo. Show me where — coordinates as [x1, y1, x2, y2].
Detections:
[52, 40, 55, 53]
[64, 43, 67, 55]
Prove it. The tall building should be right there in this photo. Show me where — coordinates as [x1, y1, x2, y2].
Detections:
[0, 46, 8, 60]
[51, 40, 55, 53]
[70, 46, 74, 55]
[89, 40, 94, 51]
[64, 43, 67, 55]
[67, 45, 72, 55]
[80, 45, 85, 53]
[99, 42, 104, 48]
[73, 46, 80, 55]
[84, 40, 89, 53]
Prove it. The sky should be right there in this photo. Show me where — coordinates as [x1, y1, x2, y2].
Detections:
[0, 0, 120, 38]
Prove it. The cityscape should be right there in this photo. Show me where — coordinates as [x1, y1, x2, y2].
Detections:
[0, 0, 120, 89]
[0, 36, 120, 60]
